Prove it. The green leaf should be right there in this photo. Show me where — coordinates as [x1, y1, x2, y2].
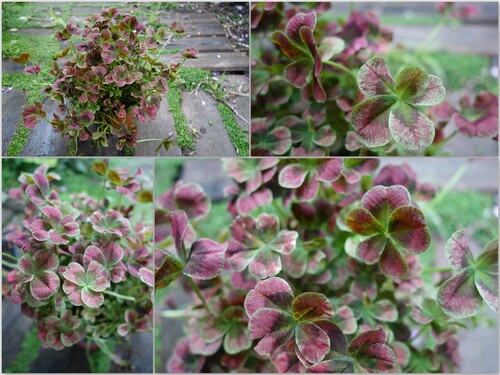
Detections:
[155, 252, 184, 290]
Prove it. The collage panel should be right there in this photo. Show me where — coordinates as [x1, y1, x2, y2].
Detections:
[2, 158, 154, 372]
[2, 2, 249, 157]
[154, 157, 498, 373]
[251, 2, 498, 157]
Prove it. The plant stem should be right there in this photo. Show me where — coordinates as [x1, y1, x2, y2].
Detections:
[2, 252, 18, 262]
[136, 138, 165, 143]
[415, 17, 447, 54]
[322, 60, 357, 80]
[86, 341, 95, 373]
[2, 260, 18, 268]
[423, 266, 453, 274]
[102, 290, 136, 302]
[187, 277, 212, 313]
[428, 161, 469, 208]
[159, 309, 191, 319]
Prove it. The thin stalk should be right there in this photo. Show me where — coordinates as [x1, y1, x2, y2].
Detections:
[2, 260, 18, 268]
[2, 252, 18, 262]
[187, 277, 212, 313]
[322, 60, 357, 80]
[102, 290, 136, 302]
[86, 341, 96, 373]
[423, 266, 453, 274]
[159, 309, 192, 319]
[136, 138, 165, 143]
[428, 162, 469, 208]
[414, 17, 447, 54]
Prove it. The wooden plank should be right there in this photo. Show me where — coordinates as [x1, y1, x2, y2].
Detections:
[161, 13, 220, 24]
[181, 90, 237, 157]
[135, 99, 182, 156]
[159, 52, 248, 72]
[167, 36, 234, 53]
[2, 89, 27, 155]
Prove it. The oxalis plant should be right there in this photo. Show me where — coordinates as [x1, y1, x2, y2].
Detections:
[14, 7, 199, 155]
[2, 160, 154, 369]
[156, 158, 498, 373]
[251, 3, 498, 156]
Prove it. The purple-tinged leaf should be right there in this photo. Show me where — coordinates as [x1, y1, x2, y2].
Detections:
[437, 268, 480, 318]
[269, 230, 298, 255]
[138, 268, 153, 288]
[155, 251, 183, 289]
[248, 307, 293, 340]
[356, 234, 387, 264]
[41, 206, 63, 225]
[183, 239, 227, 280]
[333, 306, 358, 335]
[285, 59, 313, 88]
[81, 287, 105, 308]
[371, 300, 398, 322]
[30, 271, 60, 300]
[453, 92, 498, 138]
[408, 75, 446, 106]
[444, 229, 474, 270]
[224, 322, 252, 355]
[318, 37, 345, 61]
[86, 261, 110, 292]
[295, 173, 320, 201]
[62, 262, 87, 286]
[278, 164, 308, 188]
[313, 125, 336, 147]
[379, 240, 409, 277]
[167, 338, 205, 373]
[265, 126, 292, 155]
[296, 322, 330, 364]
[388, 206, 431, 254]
[236, 188, 273, 215]
[248, 248, 282, 279]
[388, 102, 435, 150]
[271, 31, 307, 60]
[351, 95, 395, 147]
[169, 210, 189, 255]
[317, 159, 344, 182]
[346, 208, 384, 236]
[286, 13, 317, 44]
[357, 57, 395, 96]
[361, 185, 410, 225]
[291, 292, 333, 322]
[475, 238, 498, 312]
[394, 67, 429, 100]
[244, 277, 294, 317]
[392, 341, 411, 367]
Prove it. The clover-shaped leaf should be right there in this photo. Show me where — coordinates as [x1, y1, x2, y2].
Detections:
[437, 229, 498, 318]
[22, 102, 46, 129]
[155, 210, 227, 290]
[90, 209, 130, 237]
[29, 206, 80, 245]
[199, 306, 251, 355]
[223, 158, 279, 194]
[167, 338, 206, 373]
[43, 310, 83, 350]
[351, 57, 445, 150]
[157, 181, 211, 220]
[245, 277, 342, 364]
[453, 92, 498, 138]
[83, 244, 125, 283]
[271, 12, 326, 102]
[252, 118, 292, 156]
[229, 214, 298, 279]
[18, 250, 60, 300]
[62, 261, 110, 308]
[346, 185, 431, 277]
[278, 159, 343, 201]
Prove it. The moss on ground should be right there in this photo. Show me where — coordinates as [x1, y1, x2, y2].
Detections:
[4, 327, 42, 373]
[166, 83, 196, 150]
[216, 103, 249, 156]
[177, 67, 210, 91]
[3, 33, 61, 155]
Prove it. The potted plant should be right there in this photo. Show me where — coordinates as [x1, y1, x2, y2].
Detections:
[155, 158, 498, 373]
[2, 159, 154, 370]
[15, 6, 197, 155]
